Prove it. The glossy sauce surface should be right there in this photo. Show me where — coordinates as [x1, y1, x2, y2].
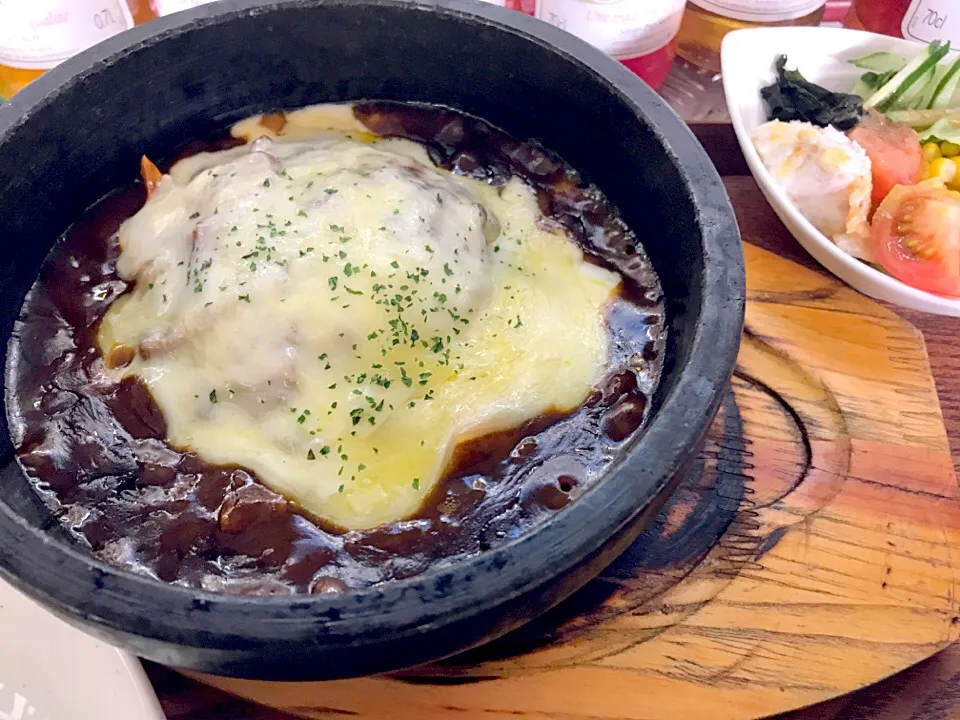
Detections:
[6, 103, 665, 595]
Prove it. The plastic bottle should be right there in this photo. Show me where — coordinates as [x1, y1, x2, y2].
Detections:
[844, 0, 957, 46]
[531, 0, 686, 89]
[675, 1, 826, 73]
[0, 1, 154, 100]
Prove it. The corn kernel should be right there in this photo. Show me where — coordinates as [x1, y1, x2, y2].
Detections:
[925, 157, 958, 183]
[940, 141, 960, 158]
[923, 142, 942, 162]
[947, 159, 960, 191]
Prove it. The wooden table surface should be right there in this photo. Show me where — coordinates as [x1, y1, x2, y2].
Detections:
[146, 166, 960, 718]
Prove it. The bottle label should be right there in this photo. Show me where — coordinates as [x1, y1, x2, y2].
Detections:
[902, 0, 960, 46]
[535, 0, 685, 59]
[0, 1, 135, 70]
[687, 0, 824, 23]
[150, 0, 217, 15]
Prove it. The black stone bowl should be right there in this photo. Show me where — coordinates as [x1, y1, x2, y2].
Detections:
[0, 0, 743, 680]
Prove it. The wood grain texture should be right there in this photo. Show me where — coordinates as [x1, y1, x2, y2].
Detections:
[725, 177, 960, 479]
[166, 227, 958, 720]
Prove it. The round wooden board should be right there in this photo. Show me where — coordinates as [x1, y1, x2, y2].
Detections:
[189, 242, 960, 720]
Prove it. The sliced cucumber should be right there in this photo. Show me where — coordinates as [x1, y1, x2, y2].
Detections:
[886, 107, 960, 127]
[850, 53, 909, 98]
[850, 51, 909, 73]
[904, 65, 940, 109]
[929, 54, 960, 108]
[920, 64, 952, 108]
[865, 40, 951, 111]
[864, 70, 899, 88]
[850, 78, 873, 100]
[852, 78, 879, 100]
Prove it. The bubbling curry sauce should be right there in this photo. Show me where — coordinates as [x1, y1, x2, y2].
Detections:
[6, 102, 665, 595]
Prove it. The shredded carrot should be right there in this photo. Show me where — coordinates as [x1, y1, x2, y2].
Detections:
[140, 155, 163, 196]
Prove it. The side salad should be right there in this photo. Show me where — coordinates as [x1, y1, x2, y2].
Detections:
[753, 41, 960, 297]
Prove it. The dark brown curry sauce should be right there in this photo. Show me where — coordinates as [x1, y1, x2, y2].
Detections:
[6, 103, 665, 596]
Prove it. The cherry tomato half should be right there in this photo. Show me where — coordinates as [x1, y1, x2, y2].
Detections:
[871, 179, 960, 296]
[847, 111, 923, 206]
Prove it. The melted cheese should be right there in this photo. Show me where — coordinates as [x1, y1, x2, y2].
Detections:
[99, 108, 618, 529]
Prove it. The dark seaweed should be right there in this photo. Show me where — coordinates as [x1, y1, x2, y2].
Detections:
[761, 55, 865, 131]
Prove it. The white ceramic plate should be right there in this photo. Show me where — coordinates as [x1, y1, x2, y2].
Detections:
[0, 577, 165, 720]
[721, 26, 960, 316]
